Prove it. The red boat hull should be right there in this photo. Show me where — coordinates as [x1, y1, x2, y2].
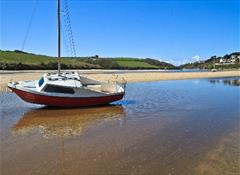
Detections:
[10, 87, 124, 107]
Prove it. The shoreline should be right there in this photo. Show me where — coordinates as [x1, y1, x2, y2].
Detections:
[0, 70, 239, 92]
[0, 69, 202, 74]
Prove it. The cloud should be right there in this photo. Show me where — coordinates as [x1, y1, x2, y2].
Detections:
[165, 59, 189, 66]
[192, 55, 200, 61]
[158, 55, 203, 66]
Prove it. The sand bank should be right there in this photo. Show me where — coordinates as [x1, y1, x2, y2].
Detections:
[0, 70, 239, 92]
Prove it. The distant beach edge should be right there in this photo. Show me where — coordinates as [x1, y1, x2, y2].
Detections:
[0, 70, 239, 92]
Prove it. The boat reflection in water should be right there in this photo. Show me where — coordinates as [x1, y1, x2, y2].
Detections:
[11, 105, 125, 174]
[208, 78, 240, 86]
[12, 105, 125, 138]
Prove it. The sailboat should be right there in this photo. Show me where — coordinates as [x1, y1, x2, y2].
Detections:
[8, 0, 126, 107]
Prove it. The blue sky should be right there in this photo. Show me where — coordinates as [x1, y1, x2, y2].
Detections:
[1, 0, 239, 65]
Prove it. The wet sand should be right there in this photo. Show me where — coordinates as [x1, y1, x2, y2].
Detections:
[0, 70, 239, 92]
[196, 128, 240, 175]
[1, 77, 239, 175]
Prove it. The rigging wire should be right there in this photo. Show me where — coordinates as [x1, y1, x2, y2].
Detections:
[62, 14, 73, 57]
[21, 0, 39, 51]
[63, 0, 77, 57]
[20, 0, 77, 58]
[62, 23, 70, 57]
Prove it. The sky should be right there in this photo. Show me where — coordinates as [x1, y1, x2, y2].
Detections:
[1, 0, 239, 65]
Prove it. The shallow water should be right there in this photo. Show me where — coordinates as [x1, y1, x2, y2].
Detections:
[1, 77, 239, 175]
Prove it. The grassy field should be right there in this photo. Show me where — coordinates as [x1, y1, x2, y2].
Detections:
[114, 57, 174, 69]
[0, 50, 101, 69]
[116, 60, 158, 68]
[0, 50, 176, 70]
[0, 50, 53, 64]
[0, 50, 88, 65]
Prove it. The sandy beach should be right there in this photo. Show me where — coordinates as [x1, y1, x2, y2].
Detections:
[0, 70, 239, 92]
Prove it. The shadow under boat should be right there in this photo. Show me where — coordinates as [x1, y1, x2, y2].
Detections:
[12, 105, 125, 138]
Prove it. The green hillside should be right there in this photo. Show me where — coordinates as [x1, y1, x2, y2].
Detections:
[114, 58, 175, 69]
[116, 59, 158, 69]
[0, 50, 176, 70]
[180, 52, 240, 70]
[116, 60, 157, 68]
[1, 50, 55, 64]
[0, 50, 100, 70]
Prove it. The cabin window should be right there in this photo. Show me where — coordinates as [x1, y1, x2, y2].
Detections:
[44, 85, 75, 94]
[38, 77, 44, 87]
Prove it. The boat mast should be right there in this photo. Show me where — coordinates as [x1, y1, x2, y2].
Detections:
[57, 0, 61, 74]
